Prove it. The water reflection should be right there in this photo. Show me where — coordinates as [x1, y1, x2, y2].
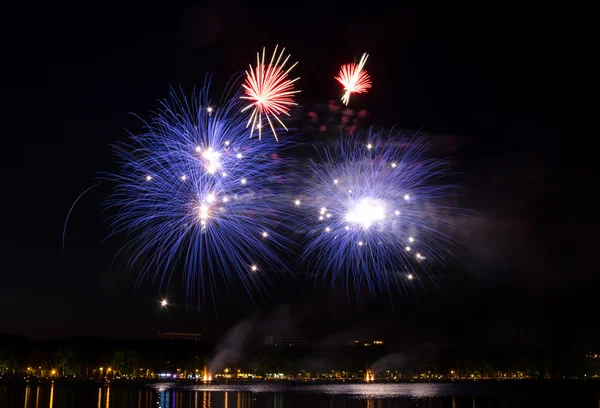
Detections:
[23, 385, 30, 408]
[237, 391, 250, 408]
[5, 382, 600, 408]
[203, 390, 211, 407]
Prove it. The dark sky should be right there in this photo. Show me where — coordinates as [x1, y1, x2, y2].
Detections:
[2, 0, 596, 350]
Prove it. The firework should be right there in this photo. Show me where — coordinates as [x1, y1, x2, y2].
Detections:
[295, 131, 460, 295]
[241, 45, 300, 140]
[335, 53, 372, 106]
[103, 84, 294, 301]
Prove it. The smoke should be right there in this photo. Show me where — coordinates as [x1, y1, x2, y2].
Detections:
[208, 314, 257, 372]
[370, 342, 440, 375]
[257, 303, 296, 336]
[208, 304, 298, 372]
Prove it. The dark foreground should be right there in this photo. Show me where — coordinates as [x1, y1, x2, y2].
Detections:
[1, 381, 599, 407]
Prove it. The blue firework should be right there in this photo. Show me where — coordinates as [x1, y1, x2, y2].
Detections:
[103, 84, 294, 301]
[295, 131, 461, 295]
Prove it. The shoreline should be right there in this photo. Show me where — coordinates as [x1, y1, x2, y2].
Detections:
[0, 378, 596, 388]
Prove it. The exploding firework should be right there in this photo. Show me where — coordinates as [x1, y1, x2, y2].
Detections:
[335, 53, 372, 106]
[103, 84, 293, 301]
[295, 131, 460, 295]
[241, 45, 300, 140]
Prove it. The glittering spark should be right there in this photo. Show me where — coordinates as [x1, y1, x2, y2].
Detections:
[294, 130, 462, 295]
[335, 53, 372, 106]
[102, 82, 294, 303]
[241, 45, 300, 140]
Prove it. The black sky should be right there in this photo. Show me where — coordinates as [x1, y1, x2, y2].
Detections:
[2, 0, 596, 348]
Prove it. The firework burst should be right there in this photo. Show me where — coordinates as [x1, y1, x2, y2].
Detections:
[335, 53, 372, 106]
[103, 84, 294, 302]
[295, 130, 460, 295]
[241, 45, 300, 140]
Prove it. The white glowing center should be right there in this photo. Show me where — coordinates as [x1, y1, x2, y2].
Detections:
[202, 148, 221, 174]
[346, 198, 385, 228]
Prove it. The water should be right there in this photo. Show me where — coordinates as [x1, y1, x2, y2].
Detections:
[1, 382, 599, 408]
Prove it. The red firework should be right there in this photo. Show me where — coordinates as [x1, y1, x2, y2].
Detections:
[335, 53, 372, 106]
[241, 45, 300, 140]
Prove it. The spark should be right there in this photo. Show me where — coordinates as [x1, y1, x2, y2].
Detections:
[241, 45, 300, 140]
[335, 53, 372, 105]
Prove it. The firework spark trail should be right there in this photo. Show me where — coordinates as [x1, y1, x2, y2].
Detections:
[241, 45, 300, 140]
[294, 130, 461, 295]
[103, 83, 295, 303]
[335, 53, 372, 106]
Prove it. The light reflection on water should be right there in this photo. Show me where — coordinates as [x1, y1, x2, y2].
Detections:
[1, 382, 598, 408]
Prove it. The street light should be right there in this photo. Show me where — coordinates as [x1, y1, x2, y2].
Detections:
[161, 299, 168, 307]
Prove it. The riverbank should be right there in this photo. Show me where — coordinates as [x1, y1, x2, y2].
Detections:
[1, 376, 597, 388]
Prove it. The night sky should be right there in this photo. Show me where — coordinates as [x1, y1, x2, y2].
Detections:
[2, 1, 596, 350]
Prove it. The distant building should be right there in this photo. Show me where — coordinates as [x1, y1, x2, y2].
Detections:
[157, 332, 202, 341]
[345, 339, 385, 346]
[264, 336, 306, 346]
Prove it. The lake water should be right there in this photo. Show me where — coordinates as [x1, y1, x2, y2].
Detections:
[1, 382, 599, 408]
